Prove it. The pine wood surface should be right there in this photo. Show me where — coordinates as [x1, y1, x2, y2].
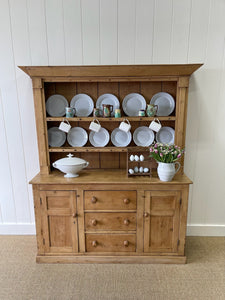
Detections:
[30, 169, 192, 185]
[24, 64, 202, 264]
[36, 255, 186, 264]
[19, 64, 202, 78]
[84, 212, 137, 231]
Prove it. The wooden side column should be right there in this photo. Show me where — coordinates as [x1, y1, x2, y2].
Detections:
[175, 76, 190, 174]
[32, 77, 50, 174]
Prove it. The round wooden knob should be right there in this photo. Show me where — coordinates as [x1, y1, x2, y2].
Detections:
[123, 198, 130, 204]
[91, 219, 97, 226]
[124, 219, 130, 225]
[92, 240, 97, 247]
[72, 213, 77, 218]
[144, 212, 149, 217]
[124, 240, 129, 247]
[91, 196, 97, 204]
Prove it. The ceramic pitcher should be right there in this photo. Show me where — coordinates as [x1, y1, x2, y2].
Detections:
[157, 162, 180, 182]
[146, 104, 158, 117]
[102, 104, 113, 117]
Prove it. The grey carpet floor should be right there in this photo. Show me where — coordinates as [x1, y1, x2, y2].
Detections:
[0, 236, 224, 300]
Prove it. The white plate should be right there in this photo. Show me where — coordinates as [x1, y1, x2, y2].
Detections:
[96, 94, 120, 116]
[46, 95, 68, 117]
[156, 126, 175, 145]
[133, 126, 154, 147]
[122, 93, 146, 116]
[48, 127, 66, 147]
[111, 128, 132, 147]
[89, 128, 109, 147]
[67, 127, 88, 147]
[70, 94, 94, 117]
[150, 92, 175, 116]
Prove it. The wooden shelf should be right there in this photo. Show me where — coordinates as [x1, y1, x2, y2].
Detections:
[46, 116, 176, 122]
[49, 147, 129, 152]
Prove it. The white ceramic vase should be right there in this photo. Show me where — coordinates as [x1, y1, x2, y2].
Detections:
[157, 162, 180, 182]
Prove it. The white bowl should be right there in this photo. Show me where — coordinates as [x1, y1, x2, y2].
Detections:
[52, 153, 89, 177]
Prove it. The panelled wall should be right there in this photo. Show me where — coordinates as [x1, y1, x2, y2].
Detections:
[0, 0, 225, 235]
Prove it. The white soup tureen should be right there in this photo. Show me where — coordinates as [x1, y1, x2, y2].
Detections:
[52, 153, 89, 178]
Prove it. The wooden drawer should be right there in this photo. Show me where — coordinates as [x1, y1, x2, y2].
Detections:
[84, 190, 136, 210]
[86, 234, 136, 252]
[85, 212, 136, 231]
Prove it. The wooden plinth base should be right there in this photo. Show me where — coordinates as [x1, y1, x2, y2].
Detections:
[36, 255, 187, 264]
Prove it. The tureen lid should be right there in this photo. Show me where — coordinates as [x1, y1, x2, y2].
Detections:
[54, 153, 87, 166]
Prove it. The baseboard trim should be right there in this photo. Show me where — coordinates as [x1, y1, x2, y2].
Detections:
[0, 223, 36, 235]
[0, 223, 224, 236]
[187, 224, 225, 236]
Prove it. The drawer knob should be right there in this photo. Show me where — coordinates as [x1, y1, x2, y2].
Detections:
[72, 213, 77, 218]
[123, 198, 130, 204]
[144, 212, 149, 217]
[91, 219, 97, 226]
[124, 240, 129, 247]
[91, 196, 97, 204]
[124, 219, 130, 225]
[92, 240, 97, 247]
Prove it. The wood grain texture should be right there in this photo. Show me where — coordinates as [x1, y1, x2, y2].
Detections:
[19, 64, 203, 77]
[86, 233, 136, 252]
[36, 255, 186, 264]
[30, 170, 192, 185]
[84, 190, 137, 210]
[84, 212, 136, 231]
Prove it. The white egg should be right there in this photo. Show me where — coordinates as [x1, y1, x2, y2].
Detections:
[134, 166, 139, 173]
[139, 167, 144, 173]
[140, 155, 144, 161]
[134, 155, 139, 161]
[130, 155, 135, 161]
[129, 169, 134, 174]
[144, 168, 149, 173]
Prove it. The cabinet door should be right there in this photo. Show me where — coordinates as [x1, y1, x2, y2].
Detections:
[40, 191, 78, 253]
[144, 191, 181, 253]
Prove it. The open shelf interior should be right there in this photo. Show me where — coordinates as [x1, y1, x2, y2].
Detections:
[45, 80, 177, 173]
[44, 80, 177, 118]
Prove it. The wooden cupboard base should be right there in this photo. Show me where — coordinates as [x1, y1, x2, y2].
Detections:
[36, 255, 187, 264]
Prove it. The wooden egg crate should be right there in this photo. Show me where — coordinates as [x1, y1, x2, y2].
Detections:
[127, 147, 152, 177]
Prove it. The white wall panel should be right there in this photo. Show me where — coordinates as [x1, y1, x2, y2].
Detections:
[0, 0, 224, 234]
[63, 0, 83, 65]
[81, 0, 100, 64]
[45, 0, 66, 65]
[170, 0, 191, 63]
[100, 0, 117, 64]
[135, 0, 154, 64]
[27, 0, 49, 65]
[184, 0, 210, 225]
[118, 0, 136, 64]
[0, 0, 30, 223]
[0, 89, 16, 223]
[153, 0, 173, 63]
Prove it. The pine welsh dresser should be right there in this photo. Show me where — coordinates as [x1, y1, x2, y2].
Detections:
[20, 64, 202, 263]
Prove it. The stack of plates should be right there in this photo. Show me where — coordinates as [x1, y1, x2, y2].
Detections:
[89, 128, 110, 147]
[67, 127, 88, 147]
[150, 92, 175, 116]
[133, 126, 154, 147]
[46, 95, 68, 117]
[122, 93, 146, 116]
[96, 94, 120, 116]
[48, 127, 66, 147]
[111, 128, 132, 147]
[156, 127, 175, 145]
[70, 94, 94, 117]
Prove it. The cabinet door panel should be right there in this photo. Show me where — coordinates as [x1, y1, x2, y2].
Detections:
[49, 216, 73, 247]
[144, 191, 180, 253]
[40, 190, 78, 253]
